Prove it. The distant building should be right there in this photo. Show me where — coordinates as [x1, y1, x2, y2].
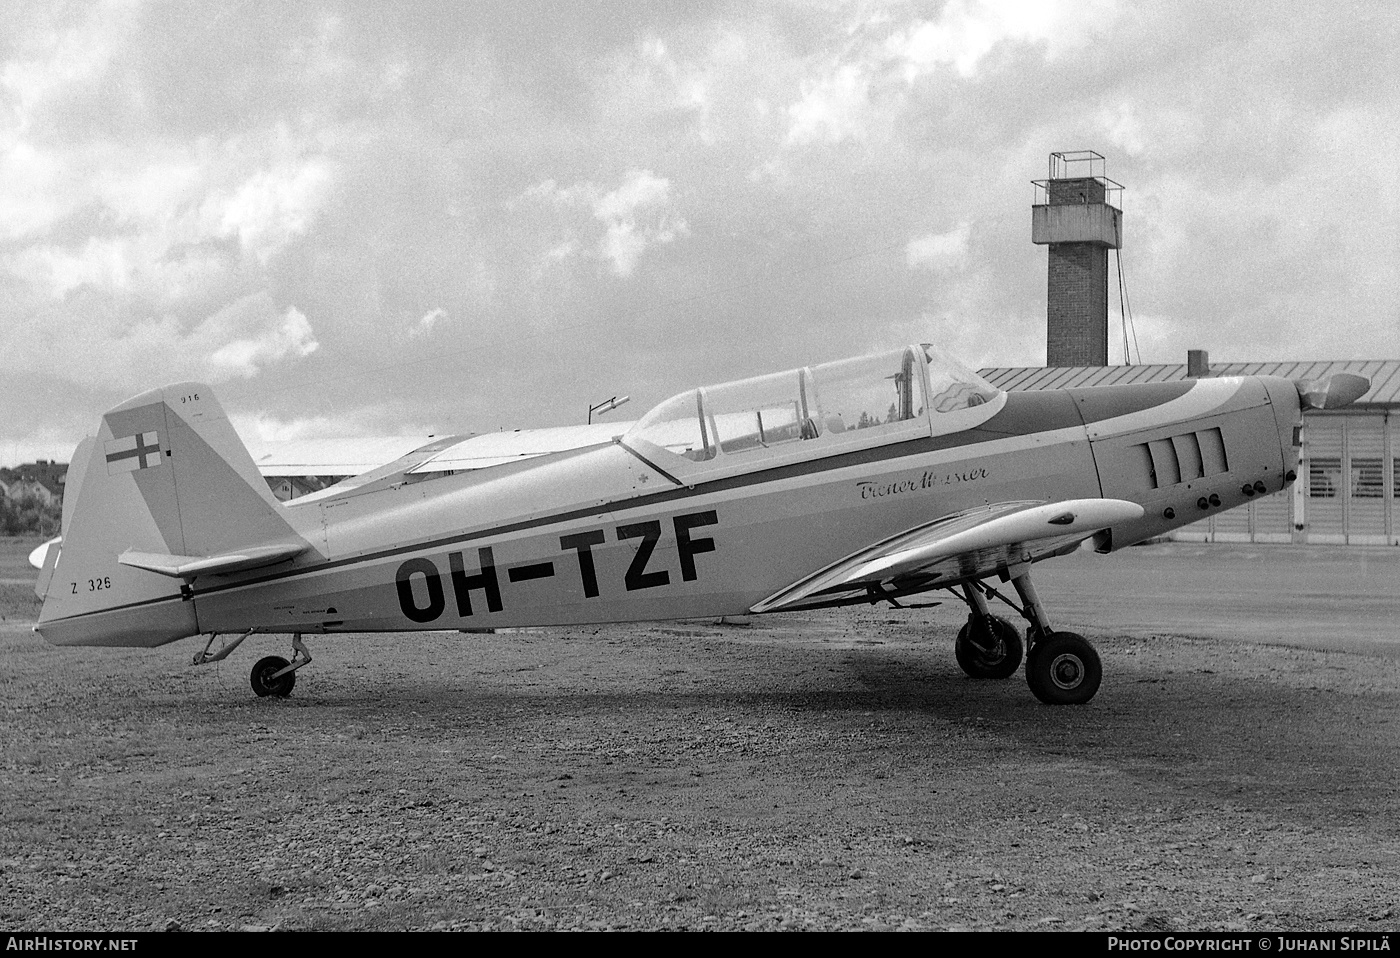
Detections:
[0, 460, 67, 506]
[267, 475, 345, 502]
[0, 459, 335, 505]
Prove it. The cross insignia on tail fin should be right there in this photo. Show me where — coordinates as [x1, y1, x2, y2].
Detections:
[104, 432, 163, 474]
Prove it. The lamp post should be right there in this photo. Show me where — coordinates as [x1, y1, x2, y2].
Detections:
[588, 395, 630, 424]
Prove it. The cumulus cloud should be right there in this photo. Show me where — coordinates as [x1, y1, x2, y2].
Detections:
[889, 0, 1119, 80]
[592, 170, 687, 277]
[230, 408, 419, 444]
[907, 223, 972, 270]
[4, 230, 232, 302]
[521, 169, 688, 278]
[231, 412, 348, 443]
[592, 170, 671, 222]
[216, 158, 336, 265]
[0, 291, 319, 390]
[410, 307, 447, 339]
[1, 145, 335, 303]
[784, 1, 1121, 147]
[544, 239, 578, 262]
[0, 140, 77, 242]
[596, 36, 718, 145]
[0, 4, 335, 308]
[205, 300, 319, 379]
[787, 64, 872, 145]
[1099, 101, 1147, 157]
[0, 0, 137, 134]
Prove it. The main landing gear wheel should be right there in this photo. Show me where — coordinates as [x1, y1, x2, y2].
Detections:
[1026, 632, 1101, 706]
[250, 655, 296, 698]
[954, 614, 1024, 680]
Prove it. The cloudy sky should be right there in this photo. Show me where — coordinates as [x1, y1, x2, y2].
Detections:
[2, 0, 1397, 464]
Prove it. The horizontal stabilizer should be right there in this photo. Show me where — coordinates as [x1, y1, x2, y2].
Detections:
[751, 498, 1144, 614]
[29, 537, 58, 570]
[118, 542, 308, 579]
[34, 536, 60, 599]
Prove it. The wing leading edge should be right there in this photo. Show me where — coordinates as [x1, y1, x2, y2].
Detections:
[750, 498, 1145, 614]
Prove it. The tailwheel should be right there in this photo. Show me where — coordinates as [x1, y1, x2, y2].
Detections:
[954, 614, 1023, 679]
[250, 655, 296, 698]
[1026, 632, 1101, 705]
[248, 634, 312, 698]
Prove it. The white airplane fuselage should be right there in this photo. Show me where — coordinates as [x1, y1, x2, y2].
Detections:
[36, 372, 1301, 649]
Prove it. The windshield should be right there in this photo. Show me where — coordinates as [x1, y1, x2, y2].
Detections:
[920, 344, 1001, 412]
[623, 344, 1002, 467]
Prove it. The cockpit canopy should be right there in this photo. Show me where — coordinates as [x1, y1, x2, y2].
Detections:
[623, 344, 1002, 470]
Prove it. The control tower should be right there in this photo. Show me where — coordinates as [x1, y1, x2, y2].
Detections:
[1031, 151, 1123, 367]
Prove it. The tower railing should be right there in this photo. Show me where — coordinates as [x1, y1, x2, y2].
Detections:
[1032, 149, 1123, 210]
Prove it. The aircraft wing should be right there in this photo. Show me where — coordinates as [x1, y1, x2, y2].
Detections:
[247, 423, 636, 478]
[406, 423, 637, 473]
[750, 498, 1144, 614]
[247, 435, 451, 477]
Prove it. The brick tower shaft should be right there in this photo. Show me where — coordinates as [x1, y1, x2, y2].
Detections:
[1031, 153, 1123, 367]
[1047, 235, 1109, 366]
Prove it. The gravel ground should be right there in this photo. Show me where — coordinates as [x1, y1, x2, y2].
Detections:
[2, 538, 1398, 932]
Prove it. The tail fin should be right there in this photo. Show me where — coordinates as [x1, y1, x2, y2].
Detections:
[35, 383, 317, 647]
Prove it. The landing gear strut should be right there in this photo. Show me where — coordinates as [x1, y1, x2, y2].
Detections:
[249, 634, 312, 698]
[954, 568, 1102, 705]
[953, 583, 1023, 679]
[1007, 568, 1101, 705]
[191, 631, 315, 698]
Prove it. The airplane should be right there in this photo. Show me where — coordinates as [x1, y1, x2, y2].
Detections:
[31, 343, 1369, 705]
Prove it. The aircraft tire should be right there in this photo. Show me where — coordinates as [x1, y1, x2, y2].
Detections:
[954, 614, 1024, 680]
[251, 655, 296, 698]
[1026, 632, 1101, 705]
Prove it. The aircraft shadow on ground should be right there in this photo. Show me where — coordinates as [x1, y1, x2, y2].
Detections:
[198, 641, 1395, 822]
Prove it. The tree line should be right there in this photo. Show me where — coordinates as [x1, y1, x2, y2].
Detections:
[1, 492, 61, 537]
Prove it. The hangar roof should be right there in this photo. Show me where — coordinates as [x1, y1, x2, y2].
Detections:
[978, 360, 1400, 407]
